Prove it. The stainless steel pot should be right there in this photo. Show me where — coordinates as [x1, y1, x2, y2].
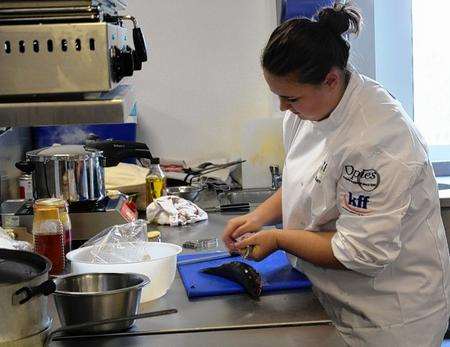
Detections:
[53, 273, 149, 333]
[0, 249, 55, 345]
[25, 144, 106, 203]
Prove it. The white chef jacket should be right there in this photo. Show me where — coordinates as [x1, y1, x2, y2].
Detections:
[282, 70, 450, 346]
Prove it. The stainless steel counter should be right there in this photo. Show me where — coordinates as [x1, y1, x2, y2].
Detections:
[50, 205, 345, 346]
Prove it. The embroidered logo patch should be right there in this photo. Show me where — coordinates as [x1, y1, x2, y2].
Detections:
[340, 192, 372, 215]
[342, 165, 380, 192]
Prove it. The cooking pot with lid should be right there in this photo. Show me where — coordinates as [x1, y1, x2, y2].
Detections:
[0, 249, 55, 346]
[19, 144, 106, 203]
[16, 141, 155, 204]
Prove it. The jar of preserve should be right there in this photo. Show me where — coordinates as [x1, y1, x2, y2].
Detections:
[32, 205, 65, 275]
[34, 198, 72, 257]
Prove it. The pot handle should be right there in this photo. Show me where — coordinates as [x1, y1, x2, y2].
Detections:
[14, 279, 56, 305]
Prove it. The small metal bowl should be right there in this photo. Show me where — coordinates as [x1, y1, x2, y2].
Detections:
[166, 186, 203, 201]
[53, 273, 149, 333]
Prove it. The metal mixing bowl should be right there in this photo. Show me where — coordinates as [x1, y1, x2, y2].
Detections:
[166, 185, 203, 201]
[53, 272, 149, 333]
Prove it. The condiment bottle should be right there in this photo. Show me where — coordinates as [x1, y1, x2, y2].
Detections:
[145, 158, 166, 206]
[32, 205, 65, 275]
[18, 173, 33, 200]
[35, 198, 72, 255]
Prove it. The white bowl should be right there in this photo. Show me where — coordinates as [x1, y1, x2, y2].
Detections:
[66, 242, 182, 303]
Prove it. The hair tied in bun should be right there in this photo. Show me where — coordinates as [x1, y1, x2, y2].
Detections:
[317, 1, 362, 37]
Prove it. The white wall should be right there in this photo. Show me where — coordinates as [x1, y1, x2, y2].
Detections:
[127, 0, 278, 161]
[374, 0, 413, 117]
[350, 0, 376, 79]
[127, 0, 410, 176]
[351, 0, 414, 118]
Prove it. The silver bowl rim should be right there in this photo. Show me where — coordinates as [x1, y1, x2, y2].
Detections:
[53, 272, 150, 297]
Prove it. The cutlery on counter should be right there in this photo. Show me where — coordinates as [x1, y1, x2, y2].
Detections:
[203, 203, 250, 213]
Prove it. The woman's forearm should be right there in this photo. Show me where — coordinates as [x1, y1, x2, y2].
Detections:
[251, 188, 283, 226]
[276, 229, 346, 269]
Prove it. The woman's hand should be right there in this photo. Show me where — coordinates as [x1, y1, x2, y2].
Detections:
[234, 229, 280, 261]
[222, 212, 264, 251]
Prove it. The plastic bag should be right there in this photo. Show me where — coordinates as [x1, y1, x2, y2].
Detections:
[81, 219, 150, 263]
[0, 227, 32, 251]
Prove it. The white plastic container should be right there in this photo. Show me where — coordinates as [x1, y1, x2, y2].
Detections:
[66, 242, 182, 302]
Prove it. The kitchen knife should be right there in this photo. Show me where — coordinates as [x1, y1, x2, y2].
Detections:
[177, 252, 240, 266]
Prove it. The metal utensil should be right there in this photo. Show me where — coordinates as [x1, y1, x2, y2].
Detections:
[184, 160, 246, 184]
[177, 251, 240, 266]
[243, 245, 255, 259]
[45, 308, 178, 346]
[52, 320, 332, 342]
[182, 238, 219, 250]
[166, 185, 203, 201]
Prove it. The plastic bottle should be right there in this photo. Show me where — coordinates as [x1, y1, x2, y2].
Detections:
[32, 204, 65, 275]
[145, 158, 166, 206]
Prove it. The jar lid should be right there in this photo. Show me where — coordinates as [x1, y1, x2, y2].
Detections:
[26, 144, 103, 161]
[34, 206, 60, 219]
[35, 198, 67, 208]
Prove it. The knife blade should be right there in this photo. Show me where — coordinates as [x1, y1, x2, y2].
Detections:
[177, 252, 240, 266]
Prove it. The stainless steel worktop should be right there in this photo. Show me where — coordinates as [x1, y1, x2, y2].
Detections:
[50, 202, 345, 346]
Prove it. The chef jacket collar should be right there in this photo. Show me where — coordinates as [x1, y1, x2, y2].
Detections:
[310, 66, 363, 133]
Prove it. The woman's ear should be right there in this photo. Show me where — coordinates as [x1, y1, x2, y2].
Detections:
[323, 69, 340, 89]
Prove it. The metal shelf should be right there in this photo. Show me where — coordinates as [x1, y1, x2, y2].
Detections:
[0, 84, 136, 127]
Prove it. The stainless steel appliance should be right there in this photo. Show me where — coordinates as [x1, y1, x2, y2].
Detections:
[0, 0, 147, 96]
[0, 1, 150, 240]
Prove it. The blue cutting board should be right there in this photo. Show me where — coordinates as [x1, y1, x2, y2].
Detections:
[177, 250, 311, 298]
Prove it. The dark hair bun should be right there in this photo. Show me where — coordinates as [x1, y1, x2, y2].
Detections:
[317, 2, 362, 36]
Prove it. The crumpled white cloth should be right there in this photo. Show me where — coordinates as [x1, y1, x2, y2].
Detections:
[146, 195, 208, 226]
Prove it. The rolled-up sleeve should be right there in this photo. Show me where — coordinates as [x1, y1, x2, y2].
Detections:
[331, 148, 418, 277]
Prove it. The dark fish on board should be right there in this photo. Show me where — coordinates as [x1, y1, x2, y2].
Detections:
[202, 261, 262, 300]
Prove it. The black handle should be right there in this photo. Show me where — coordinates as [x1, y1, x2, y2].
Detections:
[219, 203, 250, 212]
[204, 203, 250, 213]
[15, 161, 35, 174]
[86, 140, 153, 167]
[133, 50, 143, 71]
[15, 279, 56, 305]
[133, 27, 148, 64]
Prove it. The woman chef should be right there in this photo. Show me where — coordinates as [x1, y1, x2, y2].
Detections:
[222, 2, 450, 346]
